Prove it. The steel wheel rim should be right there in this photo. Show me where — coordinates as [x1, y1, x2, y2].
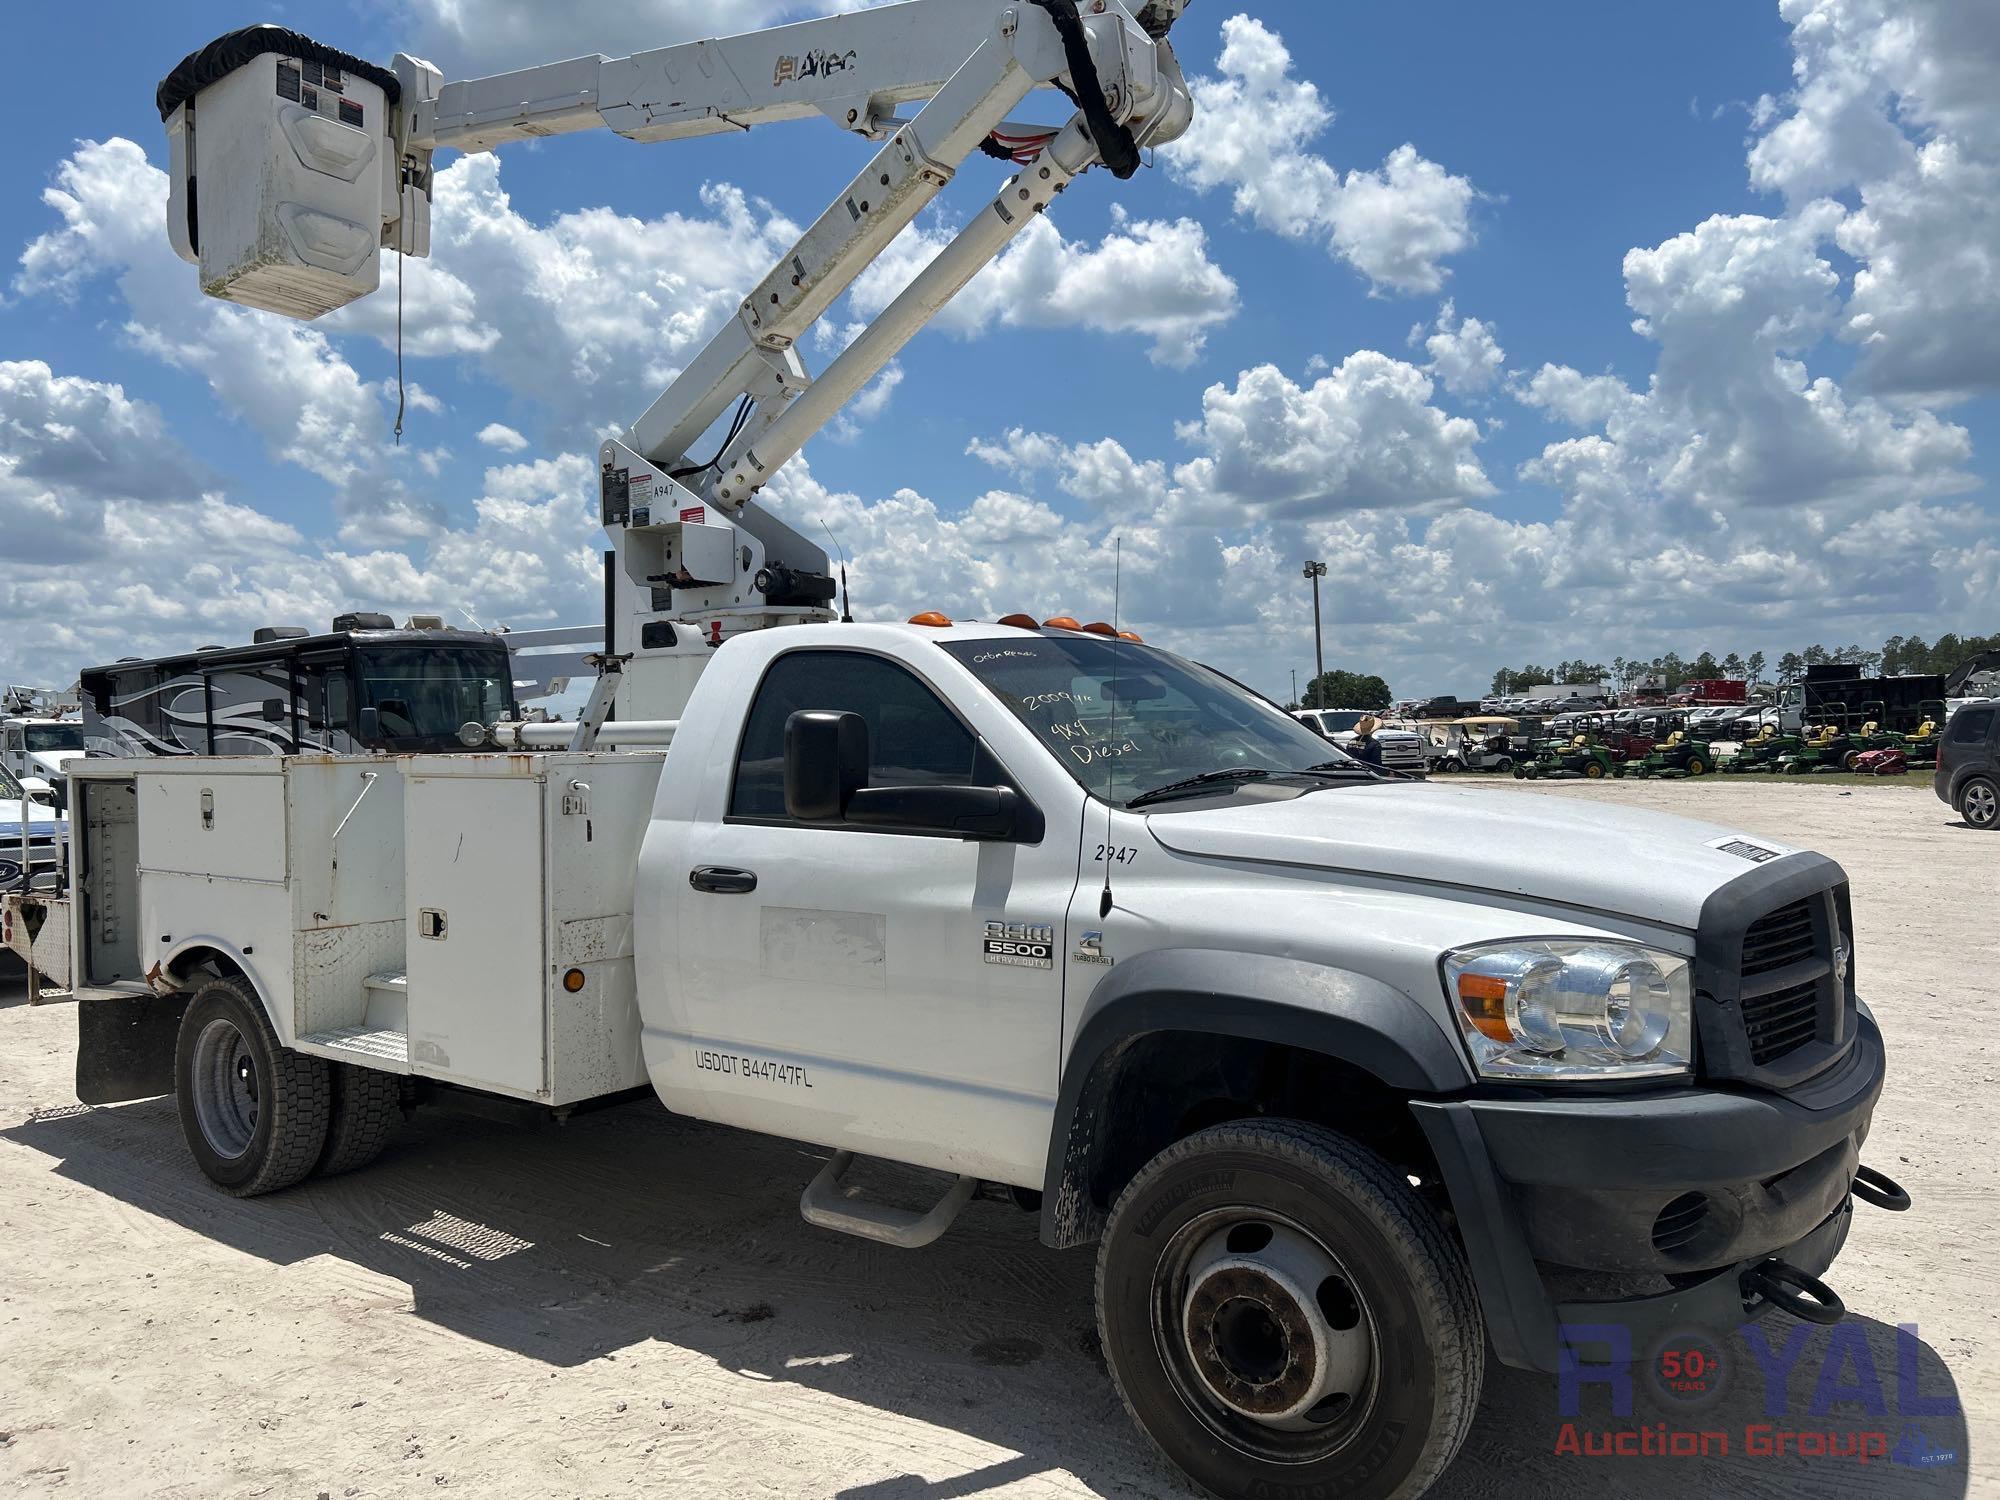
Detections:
[1968, 783, 1998, 827]
[1151, 1207, 1379, 1464]
[191, 1017, 259, 1160]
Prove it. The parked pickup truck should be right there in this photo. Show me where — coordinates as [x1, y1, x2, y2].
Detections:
[5, 619, 1907, 1500]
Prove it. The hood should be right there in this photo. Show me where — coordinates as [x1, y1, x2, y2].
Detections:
[27, 749, 81, 778]
[1145, 782, 1799, 929]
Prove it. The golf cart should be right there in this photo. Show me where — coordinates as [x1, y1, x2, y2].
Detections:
[1425, 716, 1521, 774]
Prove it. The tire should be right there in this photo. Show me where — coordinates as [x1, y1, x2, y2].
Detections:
[1960, 776, 1999, 831]
[1584, 760, 1606, 779]
[174, 973, 330, 1196]
[317, 1063, 403, 1176]
[1095, 1121, 1483, 1500]
[1841, 751, 1862, 772]
[1685, 755, 1708, 776]
[1493, 758, 1512, 775]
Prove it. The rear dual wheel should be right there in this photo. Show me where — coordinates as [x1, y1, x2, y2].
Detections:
[175, 973, 401, 1194]
[1097, 1122, 1482, 1500]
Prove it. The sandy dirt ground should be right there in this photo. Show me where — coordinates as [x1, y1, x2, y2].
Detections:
[0, 778, 1991, 1499]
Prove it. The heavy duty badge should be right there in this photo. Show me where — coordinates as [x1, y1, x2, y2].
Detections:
[983, 921, 1055, 970]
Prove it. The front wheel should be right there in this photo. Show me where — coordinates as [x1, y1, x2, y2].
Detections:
[1584, 760, 1606, 779]
[1685, 755, 1708, 776]
[1960, 776, 1999, 831]
[1096, 1122, 1482, 1500]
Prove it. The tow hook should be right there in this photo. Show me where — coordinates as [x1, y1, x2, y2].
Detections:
[1852, 1163, 1913, 1212]
[1742, 1260, 1846, 1326]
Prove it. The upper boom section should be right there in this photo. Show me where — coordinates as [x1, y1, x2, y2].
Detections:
[421, 0, 1095, 151]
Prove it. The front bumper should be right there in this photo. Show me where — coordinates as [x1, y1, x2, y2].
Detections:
[1412, 1011, 1889, 1372]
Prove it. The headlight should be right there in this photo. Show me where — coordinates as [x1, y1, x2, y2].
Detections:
[1443, 939, 1693, 1081]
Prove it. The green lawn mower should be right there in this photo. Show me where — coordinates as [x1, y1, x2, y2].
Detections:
[1779, 720, 1860, 774]
[1722, 723, 1797, 772]
[1626, 730, 1715, 779]
[1514, 736, 1624, 781]
[1894, 701, 1948, 769]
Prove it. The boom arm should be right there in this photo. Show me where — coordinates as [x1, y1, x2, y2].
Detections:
[157, 1, 1194, 711]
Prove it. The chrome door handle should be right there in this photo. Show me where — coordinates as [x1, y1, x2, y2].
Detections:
[689, 866, 758, 895]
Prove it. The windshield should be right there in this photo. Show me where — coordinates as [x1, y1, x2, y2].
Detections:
[941, 635, 1355, 807]
[0, 764, 22, 802]
[357, 645, 517, 748]
[1315, 710, 1365, 733]
[24, 724, 83, 753]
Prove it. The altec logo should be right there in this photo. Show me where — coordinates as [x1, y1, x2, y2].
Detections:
[1552, 1320, 1960, 1467]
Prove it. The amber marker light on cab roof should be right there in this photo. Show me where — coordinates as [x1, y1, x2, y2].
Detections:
[1083, 622, 1118, 636]
[1119, 631, 1144, 643]
[997, 613, 1040, 629]
[908, 611, 953, 627]
[1043, 615, 1083, 630]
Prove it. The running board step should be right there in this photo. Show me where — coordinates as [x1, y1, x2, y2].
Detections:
[799, 1151, 978, 1249]
[297, 1024, 413, 1073]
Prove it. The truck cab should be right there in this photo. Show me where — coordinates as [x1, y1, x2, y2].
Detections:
[1, 715, 85, 786]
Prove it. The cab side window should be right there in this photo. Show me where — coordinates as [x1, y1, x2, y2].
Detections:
[731, 651, 994, 819]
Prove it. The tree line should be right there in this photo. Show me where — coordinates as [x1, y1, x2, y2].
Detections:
[1486, 630, 1997, 696]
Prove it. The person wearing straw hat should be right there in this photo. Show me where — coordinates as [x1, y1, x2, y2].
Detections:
[1349, 714, 1385, 768]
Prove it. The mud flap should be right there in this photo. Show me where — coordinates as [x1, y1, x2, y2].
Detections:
[76, 994, 191, 1105]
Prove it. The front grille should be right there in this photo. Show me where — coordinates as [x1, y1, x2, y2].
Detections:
[1742, 898, 1815, 976]
[1695, 869, 1851, 1087]
[1742, 977, 1822, 1064]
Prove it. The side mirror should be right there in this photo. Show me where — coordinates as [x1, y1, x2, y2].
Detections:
[261, 697, 287, 723]
[784, 710, 869, 821]
[358, 706, 382, 743]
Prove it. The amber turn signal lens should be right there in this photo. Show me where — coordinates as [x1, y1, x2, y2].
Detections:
[563, 968, 587, 993]
[1455, 973, 1512, 1043]
[908, 611, 953, 627]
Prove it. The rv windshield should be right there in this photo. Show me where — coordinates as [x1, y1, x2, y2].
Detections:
[357, 645, 516, 748]
[24, 724, 83, 753]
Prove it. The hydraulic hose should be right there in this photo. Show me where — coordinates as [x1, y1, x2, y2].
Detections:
[1031, 0, 1142, 179]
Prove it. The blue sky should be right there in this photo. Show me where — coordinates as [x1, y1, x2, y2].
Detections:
[2, 0, 1995, 701]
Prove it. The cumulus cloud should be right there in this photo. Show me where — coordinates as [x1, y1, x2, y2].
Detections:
[478, 422, 531, 453]
[1747, 0, 2000, 398]
[1414, 302, 1504, 396]
[847, 208, 1238, 368]
[0, 430, 603, 685]
[16, 138, 449, 534]
[1174, 355, 1494, 518]
[1161, 14, 1481, 294]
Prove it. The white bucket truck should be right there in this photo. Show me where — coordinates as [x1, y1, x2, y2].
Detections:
[4, 8, 1912, 1498]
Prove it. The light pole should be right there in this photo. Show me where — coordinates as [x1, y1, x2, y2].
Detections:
[1290, 667, 1298, 708]
[1302, 560, 1327, 707]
